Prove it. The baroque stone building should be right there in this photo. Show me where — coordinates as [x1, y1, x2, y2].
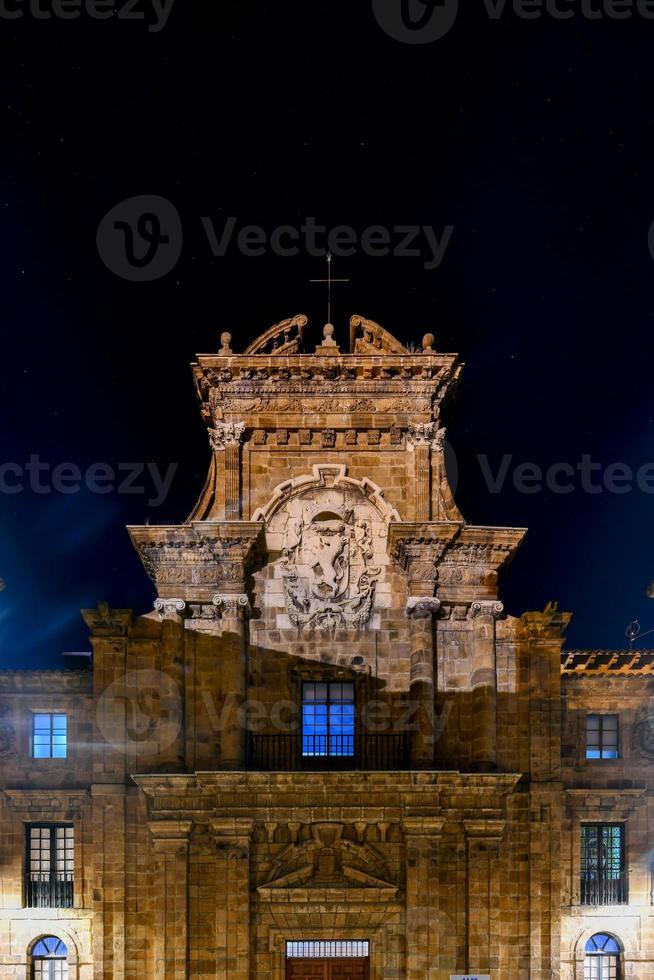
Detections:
[0, 312, 653, 979]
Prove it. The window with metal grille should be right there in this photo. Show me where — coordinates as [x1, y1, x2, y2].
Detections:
[586, 714, 619, 759]
[286, 941, 369, 959]
[584, 933, 621, 980]
[32, 714, 67, 759]
[26, 826, 74, 908]
[302, 682, 355, 757]
[580, 824, 626, 905]
[32, 936, 68, 980]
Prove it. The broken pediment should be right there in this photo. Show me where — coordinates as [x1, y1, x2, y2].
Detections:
[257, 823, 398, 898]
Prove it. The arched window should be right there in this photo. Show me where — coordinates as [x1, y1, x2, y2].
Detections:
[31, 937, 68, 980]
[584, 933, 621, 980]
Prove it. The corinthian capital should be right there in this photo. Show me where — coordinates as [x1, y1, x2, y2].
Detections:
[470, 600, 504, 620]
[407, 422, 446, 450]
[209, 421, 246, 450]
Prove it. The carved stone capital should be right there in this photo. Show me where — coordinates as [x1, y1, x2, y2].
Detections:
[212, 593, 251, 616]
[407, 422, 446, 450]
[470, 600, 504, 620]
[154, 598, 187, 621]
[212, 817, 254, 859]
[209, 421, 246, 450]
[406, 596, 442, 619]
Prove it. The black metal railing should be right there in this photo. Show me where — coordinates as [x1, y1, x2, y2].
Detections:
[26, 873, 74, 909]
[580, 873, 627, 906]
[248, 732, 410, 771]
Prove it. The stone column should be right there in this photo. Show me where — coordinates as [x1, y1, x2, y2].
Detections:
[213, 818, 254, 978]
[149, 820, 193, 980]
[463, 819, 505, 976]
[213, 594, 250, 769]
[403, 817, 445, 980]
[406, 597, 441, 767]
[209, 421, 246, 521]
[470, 601, 503, 771]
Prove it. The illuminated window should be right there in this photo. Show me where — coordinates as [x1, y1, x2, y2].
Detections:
[32, 714, 67, 760]
[302, 682, 355, 757]
[586, 715, 619, 759]
[580, 824, 626, 905]
[286, 941, 369, 958]
[26, 826, 74, 908]
[584, 933, 621, 980]
[31, 936, 68, 980]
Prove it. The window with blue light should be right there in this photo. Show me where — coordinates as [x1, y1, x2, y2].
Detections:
[32, 714, 67, 760]
[586, 714, 619, 759]
[584, 933, 621, 980]
[302, 682, 355, 757]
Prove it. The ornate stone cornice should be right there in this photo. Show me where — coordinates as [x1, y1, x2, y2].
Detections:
[208, 421, 246, 449]
[387, 521, 463, 595]
[128, 521, 263, 603]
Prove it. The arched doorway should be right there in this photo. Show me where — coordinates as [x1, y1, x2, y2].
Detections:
[31, 937, 68, 980]
[584, 933, 621, 980]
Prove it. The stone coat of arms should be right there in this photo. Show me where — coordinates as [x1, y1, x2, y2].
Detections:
[280, 502, 381, 630]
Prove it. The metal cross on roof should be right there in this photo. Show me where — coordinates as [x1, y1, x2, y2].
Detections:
[310, 252, 349, 327]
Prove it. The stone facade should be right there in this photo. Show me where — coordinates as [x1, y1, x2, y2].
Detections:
[0, 313, 652, 978]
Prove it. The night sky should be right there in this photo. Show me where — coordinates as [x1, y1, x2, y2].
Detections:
[1, 1, 654, 669]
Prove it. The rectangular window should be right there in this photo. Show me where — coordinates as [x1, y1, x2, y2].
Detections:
[26, 825, 74, 908]
[586, 714, 619, 759]
[302, 682, 355, 757]
[286, 941, 369, 958]
[32, 714, 67, 759]
[580, 823, 626, 905]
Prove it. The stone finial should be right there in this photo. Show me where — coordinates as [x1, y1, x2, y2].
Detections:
[422, 333, 435, 352]
[219, 332, 233, 355]
[315, 322, 340, 353]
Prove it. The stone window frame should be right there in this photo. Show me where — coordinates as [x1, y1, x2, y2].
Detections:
[25, 929, 80, 980]
[291, 666, 369, 743]
[24, 822, 75, 910]
[2, 791, 91, 912]
[565, 790, 646, 908]
[25, 708, 71, 765]
[584, 712, 620, 761]
[571, 927, 630, 980]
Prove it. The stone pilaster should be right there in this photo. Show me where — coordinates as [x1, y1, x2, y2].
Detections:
[149, 820, 193, 980]
[154, 599, 187, 771]
[464, 819, 505, 976]
[470, 600, 503, 770]
[92, 784, 127, 980]
[406, 597, 441, 767]
[212, 818, 254, 978]
[213, 594, 250, 768]
[403, 816, 445, 980]
[209, 421, 246, 520]
[407, 422, 446, 520]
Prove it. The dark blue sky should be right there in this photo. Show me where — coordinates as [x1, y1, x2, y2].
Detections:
[1, 2, 653, 668]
